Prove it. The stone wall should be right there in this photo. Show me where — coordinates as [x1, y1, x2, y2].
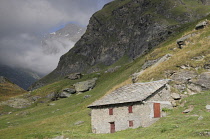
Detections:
[91, 85, 172, 133]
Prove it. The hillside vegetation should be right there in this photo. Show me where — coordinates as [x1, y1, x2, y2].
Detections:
[0, 15, 210, 138]
[31, 0, 210, 89]
[0, 77, 26, 101]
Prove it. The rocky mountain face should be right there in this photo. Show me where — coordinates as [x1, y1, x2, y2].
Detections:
[0, 65, 42, 90]
[42, 23, 86, 55]
[31, 0, 210, 90]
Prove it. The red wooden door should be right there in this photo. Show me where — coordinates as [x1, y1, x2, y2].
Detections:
[110, 122, 115, 133]
[154, 103, 160, 118]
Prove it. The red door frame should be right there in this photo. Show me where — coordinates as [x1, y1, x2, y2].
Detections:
[154, 103, 160, 118]
[110, 122, 115, 133]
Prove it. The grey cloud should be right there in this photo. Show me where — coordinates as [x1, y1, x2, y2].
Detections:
[0, 0, 113, 74]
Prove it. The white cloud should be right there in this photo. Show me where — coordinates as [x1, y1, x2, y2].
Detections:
[0, 0, 113, 74]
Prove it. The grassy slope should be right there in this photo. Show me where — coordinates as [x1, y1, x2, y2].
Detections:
[34, 0, 210, 88]
[0, 14, 210, 139]
[0, 81, 26, 101]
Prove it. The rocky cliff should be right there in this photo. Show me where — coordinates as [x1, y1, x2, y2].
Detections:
[31, 0, 210, 90]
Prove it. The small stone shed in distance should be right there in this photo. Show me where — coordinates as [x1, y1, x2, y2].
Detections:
[88, 79, 172, 134]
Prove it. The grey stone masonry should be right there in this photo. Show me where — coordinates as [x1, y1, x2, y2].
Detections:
[89, 79, 172, 133]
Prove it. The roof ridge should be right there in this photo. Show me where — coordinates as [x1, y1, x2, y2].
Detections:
[88, 79, 171, 108]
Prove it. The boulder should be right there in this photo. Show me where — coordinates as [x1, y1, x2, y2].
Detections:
[141, 59, 160, 70]
[74, 121, 84, 125]
[48, 103, 55, 106]
[1, 98, 31, 108]
[84, 95, 92, 99]
[104, 66, 121, 73]
[187, 83, 202, 93]
[206, 105, 210, 112]
[46, 92, 59, 101]
[173, 84, 186, 92]
[171, 93, 181, 100]
[171, 100, 177, 107]
[195, 20, 208, 30]
[182, 106, 194, 113]
[176, 34, 193, 48]
[73, 78, 97, 92]
[198, 116, 203, 120]
[63, 88, 76, 94]
[204, 64, 210, 70]
[194, 72, 210, 89]
[179, 65, 191, 69]
[191, 56, 205, 61]
[65, 73, 82, 80]
[30, 96, 41, 101]
[171, 70, 197, 84]
[59, 92, 71, 98]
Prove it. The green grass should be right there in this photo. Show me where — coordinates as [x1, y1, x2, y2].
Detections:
[0, 52, 146, 139]
[0, 82, 26, 101]
[0, 2, 210, 139]
[1, 90, 208, 139]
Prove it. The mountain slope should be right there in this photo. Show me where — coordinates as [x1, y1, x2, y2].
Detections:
[0, 65, 42, 90]
[32, 0, 210, 89]
[0, 76, 26, 101]
[0, 15, 210, 138]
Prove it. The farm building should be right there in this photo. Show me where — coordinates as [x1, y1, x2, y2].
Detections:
[88, 79, 172, 134]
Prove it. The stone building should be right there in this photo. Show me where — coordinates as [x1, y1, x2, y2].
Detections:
[88, 79, 172, 134]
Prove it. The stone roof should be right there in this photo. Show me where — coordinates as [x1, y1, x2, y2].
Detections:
[88, 79, 171, 108]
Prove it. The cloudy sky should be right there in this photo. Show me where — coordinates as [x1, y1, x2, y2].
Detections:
[0, 0, 113, 75]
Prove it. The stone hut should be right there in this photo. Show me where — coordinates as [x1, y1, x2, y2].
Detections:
[88, 79, 172, 134]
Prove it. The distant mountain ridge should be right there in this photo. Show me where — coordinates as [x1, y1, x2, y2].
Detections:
[0, 64, 42, 90]
[0, 24, 86, 90]
[31, 0, 210, 90]
[42, 23, 86, 55]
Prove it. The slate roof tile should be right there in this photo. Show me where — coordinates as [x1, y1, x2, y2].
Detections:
[88, 79, 171, 107]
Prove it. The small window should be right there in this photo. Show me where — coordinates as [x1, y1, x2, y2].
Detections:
[129, 121, 133, 127]
[128, 105, 133, 113]
[109, 108, 113, 115]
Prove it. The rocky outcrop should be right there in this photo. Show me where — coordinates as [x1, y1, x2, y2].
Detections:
[62, 88, 76, 94]
[104, 66, 121, 73]
[32, 0, 210, 89]
[193, 72, 210, 89]
[182, 105, 194, 113]
[46, 92, 60, 101]
[171, 93, 181, 100]
[73, 78, 97, 92]
[0, 76, 7, 83]
[176, 33, 196, 48]
[195, 20, 208, 30]
[65, 73, 82, 80]
[0, 98, 31, 108]
[59, 92, 71, 98]
[171, 70, 210, 96]
[132, 54, 172, 82]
